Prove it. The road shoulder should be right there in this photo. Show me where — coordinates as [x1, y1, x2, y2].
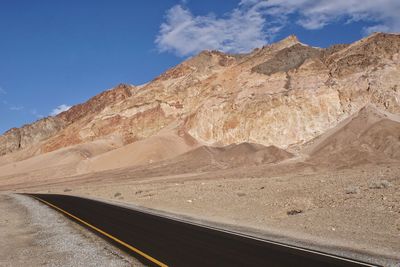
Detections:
[0, 193, 142, 267]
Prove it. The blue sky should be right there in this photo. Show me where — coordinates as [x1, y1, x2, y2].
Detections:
[1, 0, 399, 134]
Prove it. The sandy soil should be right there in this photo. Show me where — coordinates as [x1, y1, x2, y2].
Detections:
[1, 105, 400, 266]
[16, 163, 396, 266]
[0, 194, 143, 267]
[77, 130, 198, 173]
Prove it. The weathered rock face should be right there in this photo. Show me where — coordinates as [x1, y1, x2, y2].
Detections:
[0, 83, 135, 156]
[1, 32, 399, 157]
[184, 33, 400, 147]
[0, 117, 65, 156]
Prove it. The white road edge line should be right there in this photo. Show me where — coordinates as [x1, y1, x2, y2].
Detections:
[93, 196, 380, 267]
[49, 194, 381, 267]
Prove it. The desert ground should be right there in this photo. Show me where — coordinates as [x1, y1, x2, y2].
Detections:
[1, 161, 399, 266]
[1, 106, 400, 266]
[1, 33, 400, 266]
[0, 194, 140, 266]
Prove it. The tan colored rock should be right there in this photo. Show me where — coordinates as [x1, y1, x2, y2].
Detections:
[0, 32, 399, 164]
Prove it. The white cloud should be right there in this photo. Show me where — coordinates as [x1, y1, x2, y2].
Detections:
[251, 0, 400, 32]
[363, 24, 391, 35]
[30, 109, 44, 119]
[9, 105, 24, 111]
[0, 87, 43, 119]
[156, 0, 400, 56]
[155, 4, 280, 56]
[1, 98, 25, 112]
[50, 104, 71, 116]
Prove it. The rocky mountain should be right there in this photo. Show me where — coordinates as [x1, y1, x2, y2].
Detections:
[1, 32, 399, 264]
[1, 32, 399, 168]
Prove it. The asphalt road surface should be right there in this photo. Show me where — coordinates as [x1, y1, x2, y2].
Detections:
[27, 194, 379, 267]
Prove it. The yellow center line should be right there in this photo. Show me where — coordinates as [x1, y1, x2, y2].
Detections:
[31, 195, 168, 267]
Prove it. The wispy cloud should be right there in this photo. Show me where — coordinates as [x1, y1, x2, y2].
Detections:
[2, 98, 42, 120]
[155, 3, 280, 56]
[156, 0, 400, 56]
[257, 0, 400, 34]
[1, 97, 25, 112]
[50, 104, 71, 116]
[9, 105, 24, 111]
[31, 109, 44, 119]
[0, 85, 44, 121]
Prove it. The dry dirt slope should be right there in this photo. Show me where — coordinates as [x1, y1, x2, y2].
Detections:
[304, 105, 400, 166]
[0, 33, 399, 193]
[0, 33, 399, 265]
[0, 32, 399, 171]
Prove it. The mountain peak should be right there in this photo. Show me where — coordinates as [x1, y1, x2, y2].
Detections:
[255, 34, 302, 53]
[276, 34, 300, 47]
[1, 34, 400, 158]
[355, 31, 400, 46]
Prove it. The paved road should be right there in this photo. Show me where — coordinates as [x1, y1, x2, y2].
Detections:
[28, 194, 379, 267]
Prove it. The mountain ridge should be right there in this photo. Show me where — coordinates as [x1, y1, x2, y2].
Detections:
[1, 32, 399, 164]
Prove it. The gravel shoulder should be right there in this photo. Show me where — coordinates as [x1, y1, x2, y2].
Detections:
[0, 194, 143, 267]
[3, 163, 400, 266]
[33, 163, 400, 266]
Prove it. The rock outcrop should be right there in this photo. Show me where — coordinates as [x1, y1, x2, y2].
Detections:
[0, 117, 65, 156]
[1, 32, 399, 162]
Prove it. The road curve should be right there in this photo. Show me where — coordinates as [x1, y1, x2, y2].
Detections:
[27, 194, 379, 267]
